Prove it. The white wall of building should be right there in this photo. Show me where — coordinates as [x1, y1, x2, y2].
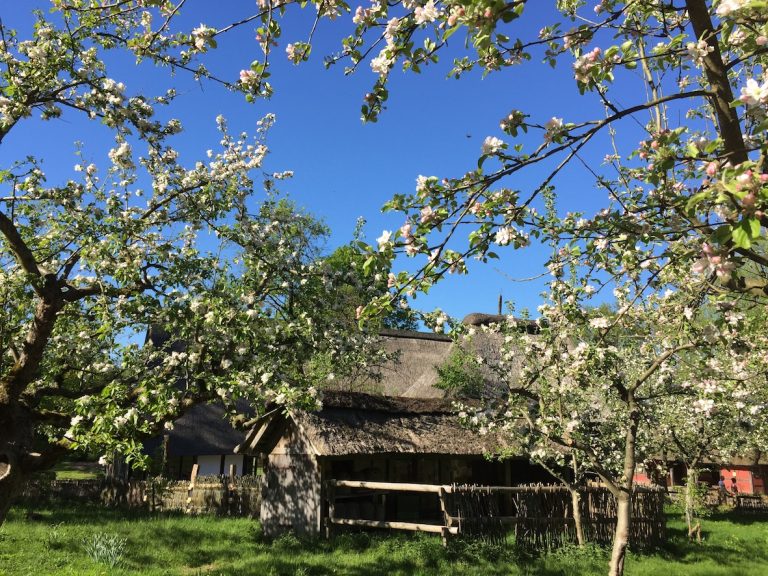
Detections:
[224, 454, 244, 476]
[196, 455, 222, 476]
[195, 454, 245, 476]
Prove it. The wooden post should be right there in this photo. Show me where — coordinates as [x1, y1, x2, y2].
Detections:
[441, 526, 451, 547]
[439, 486, 451, 547]
[325, 481, 336, 540]
[228, 464, 237, 516]
[187, 463, 198, 512]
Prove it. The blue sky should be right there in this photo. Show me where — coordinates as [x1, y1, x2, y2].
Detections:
[1, 2, 655, 321]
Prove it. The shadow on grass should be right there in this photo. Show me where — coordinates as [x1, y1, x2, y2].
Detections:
[706, 511, 768, 525]
[643, 514, 768, 570]
[9, 502, 768, 576]
[13, 499, 190, 525]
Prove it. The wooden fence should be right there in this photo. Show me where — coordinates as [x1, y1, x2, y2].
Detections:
[23, 474, 261, 517]
[672, 487, 768, 513]
[326, 480, 666, 548]
[734, 494, 768, 513]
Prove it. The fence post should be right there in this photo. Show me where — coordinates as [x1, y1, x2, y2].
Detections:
[228, 464, 237, 516]
[325, 481, 336, 540]
[438, 486, 451, 546]
[187, 463, 199, 513]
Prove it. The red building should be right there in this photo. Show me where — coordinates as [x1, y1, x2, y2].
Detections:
[634, 457, 768, 495]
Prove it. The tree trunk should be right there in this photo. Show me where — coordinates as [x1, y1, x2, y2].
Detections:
[571, 488, 586, 547]
[608, 491, 631, 576]
[685, 0, 747, 164]
[0, 401, 34, 526]
[0, 451, 27, 526]
[608, 395, 639, 576]
[685, 467, 700, 540]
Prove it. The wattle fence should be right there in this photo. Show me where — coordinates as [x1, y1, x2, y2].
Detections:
[327, 480, 666, 549]
[22, 475, 262, 516]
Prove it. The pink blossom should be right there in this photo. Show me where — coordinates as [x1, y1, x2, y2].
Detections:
[716, 0, 748, 18]
[414, 0, 439, 25]
[481, 136, 505, 155]
[739, 78, 768, 106]
[239, 69, 258, 85]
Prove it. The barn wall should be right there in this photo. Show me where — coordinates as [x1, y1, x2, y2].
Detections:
[261, 421, 322, 536]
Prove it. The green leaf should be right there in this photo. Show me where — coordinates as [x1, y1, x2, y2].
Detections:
[685, 191, 709, 215]
[747, 217, 761, 239]
[731, 227, 750, 249]
[444, 25, 460, 41]
[712, 224, 732, 245]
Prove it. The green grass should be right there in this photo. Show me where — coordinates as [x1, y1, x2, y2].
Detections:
[51, 461, 102, 480]
[1, 502, 768, 575]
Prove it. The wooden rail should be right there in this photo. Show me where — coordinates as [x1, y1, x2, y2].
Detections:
[326, 479, 456, 543]
[325, 479, 666, 546]
[330, 479, 446, 493]
[329, 480, 659, 495]
[329, 518, 459, 534]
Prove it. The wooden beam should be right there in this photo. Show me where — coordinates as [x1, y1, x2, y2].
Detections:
[330, 518, 458, 534]
[329, 479, 662, 496]
[438, 486, 450, 526]
[332, 480, 446, 493]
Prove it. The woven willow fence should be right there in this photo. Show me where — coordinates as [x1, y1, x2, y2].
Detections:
[327, 480, 665, 549]
[445, 484, 666, 549]
[23, 476, 261, 516]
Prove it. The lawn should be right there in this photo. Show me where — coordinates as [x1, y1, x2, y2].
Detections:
[51, 461, 103, 480]
[1, 502, 768, 576]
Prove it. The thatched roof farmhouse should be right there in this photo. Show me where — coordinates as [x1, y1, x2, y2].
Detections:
[147, 315, 531, 480]
[235, 389, 554, 536]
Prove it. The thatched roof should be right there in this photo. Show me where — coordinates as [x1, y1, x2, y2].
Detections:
[144, 401, 249, 457]
[151, 317, 521, 457]
[347, 330, 453, 398]
[462, 313, 540, 333]
[237, 390, 512, 457]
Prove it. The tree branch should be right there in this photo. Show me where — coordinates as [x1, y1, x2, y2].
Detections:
[0, 211, 41, 278]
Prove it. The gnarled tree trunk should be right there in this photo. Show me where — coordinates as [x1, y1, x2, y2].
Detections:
[0, 400, 34, 526]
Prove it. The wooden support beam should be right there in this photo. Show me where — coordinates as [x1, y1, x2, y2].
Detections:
[331, 480, 446, 493]
[438, 487, 451, 527]
[329, 479, 654, 495]
[330, 517, 458, 534]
